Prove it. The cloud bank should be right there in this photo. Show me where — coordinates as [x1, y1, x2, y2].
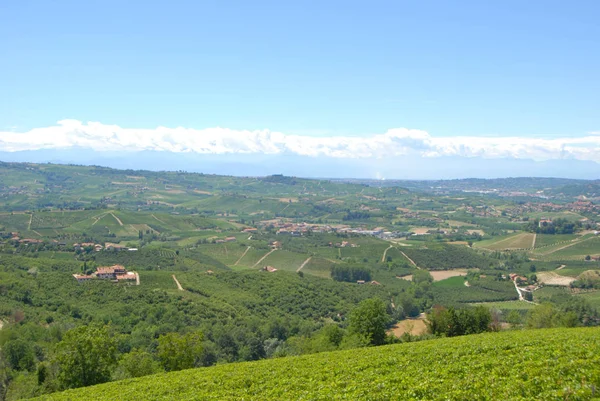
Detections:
[1, 120, 599, 163]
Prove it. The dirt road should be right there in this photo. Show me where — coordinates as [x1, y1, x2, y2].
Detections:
[381, 245, 394, 263]
[252, 249, 277, 268]
[172, 275, 183, 291]
[297, 257, 312, 272]
[400, 251, 420, 269]
[234, 246, 251, 266]
[110, 213, 124, 226]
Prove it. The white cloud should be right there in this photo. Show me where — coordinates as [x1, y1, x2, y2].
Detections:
[1, 120, 600, 163]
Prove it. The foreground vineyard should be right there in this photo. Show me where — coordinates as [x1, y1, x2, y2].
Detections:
[37, 328, 600, 401]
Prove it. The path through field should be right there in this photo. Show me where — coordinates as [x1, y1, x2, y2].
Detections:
[532, 233, 537, 248]
[382, 245, 394, 263]
[135, 272, 140, 286]
[151, 214, 168, 225]
[28, 213, 33, 230]
[556, 264, 566, 270]
[234, 246, 251, 266]
[91, 213, 106, 226]
[110, 213, 124, 226]
[252, 249, 277, 268]
[297, 257, 312, 272]
[400, 251, 421, 269]
[172, 275, 183, 291]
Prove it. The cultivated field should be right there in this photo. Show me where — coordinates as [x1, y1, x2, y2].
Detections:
[537, 271, 577, 286]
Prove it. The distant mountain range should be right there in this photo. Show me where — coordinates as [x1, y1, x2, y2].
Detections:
[1, 149, 599, 180]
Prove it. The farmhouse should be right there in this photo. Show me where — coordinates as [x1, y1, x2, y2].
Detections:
[96, 265, 127, 279]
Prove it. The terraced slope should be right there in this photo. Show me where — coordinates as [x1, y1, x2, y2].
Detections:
[36, 328, 600, 401]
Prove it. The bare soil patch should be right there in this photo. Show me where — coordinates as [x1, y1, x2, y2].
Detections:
[537, 272, 577, 286]
[388, 318, 427, 337]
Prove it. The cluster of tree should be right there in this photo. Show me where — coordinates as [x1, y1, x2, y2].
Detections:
[426, 305, 494, 337]
[342, 211, 371, 221]
[330, 265, 371, 282]
[526, 218, 581, 234]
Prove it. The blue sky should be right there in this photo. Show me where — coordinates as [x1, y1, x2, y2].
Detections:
[1, 1, 599, 178]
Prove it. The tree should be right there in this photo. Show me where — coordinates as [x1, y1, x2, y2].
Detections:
[348, 298, 389, 346]
[157, 331, 203, 372]
[412, 270, 433, 285]
[115, 349, 162, 379]
[4, 339, 36, 371]
[54, 325, 118, 389]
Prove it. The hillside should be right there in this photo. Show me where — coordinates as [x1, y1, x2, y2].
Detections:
[35, 328, 600, 401]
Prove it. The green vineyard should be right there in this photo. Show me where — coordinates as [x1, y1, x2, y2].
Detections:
[36, 327, 600, 401]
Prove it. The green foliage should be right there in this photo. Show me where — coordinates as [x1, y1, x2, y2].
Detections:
[3, 339, 36, 371]
[412, 269, 433, 284]
[33, 328, 600, 401]
[115, 350, 163, 379]
[348, 298, 389, 346]
[330, 265, 371, 282]
[54, 325, 118, 390]
[426, 306, 492, 337]
[157, 331, 204, 372]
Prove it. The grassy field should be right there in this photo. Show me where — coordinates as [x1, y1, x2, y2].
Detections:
[534, 234, 579, 248]
[531, 236, 600, 261]
[575, 291, 600, 308]
[433, 275, 466, 288]
[475, 232, 535, 250]
[36, 328, 600, 401]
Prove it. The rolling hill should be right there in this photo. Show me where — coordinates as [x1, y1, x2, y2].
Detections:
[35, 327, 600, 401]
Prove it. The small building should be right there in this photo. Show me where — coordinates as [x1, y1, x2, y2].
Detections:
[224, 237, 237, 242]
[105, 242, 127, 251]
[270, 241, 282, 249]
[357, 280, 366, 284]
[116, 273, 136, 282]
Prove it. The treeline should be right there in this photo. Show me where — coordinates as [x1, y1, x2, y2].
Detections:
[426, 306, 494, 337]
[330, 265, 371, 282]
[526, 218, 581, 234]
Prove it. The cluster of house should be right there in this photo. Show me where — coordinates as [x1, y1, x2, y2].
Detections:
[506, 200, 599, 218]
[73, 264, 137, 283]
[260, 221, 338, 235]
[73, 242, 138, 252]
[329, 241, 358, 248]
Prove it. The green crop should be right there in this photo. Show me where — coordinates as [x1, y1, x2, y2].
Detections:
[36, 327, 600, 400]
